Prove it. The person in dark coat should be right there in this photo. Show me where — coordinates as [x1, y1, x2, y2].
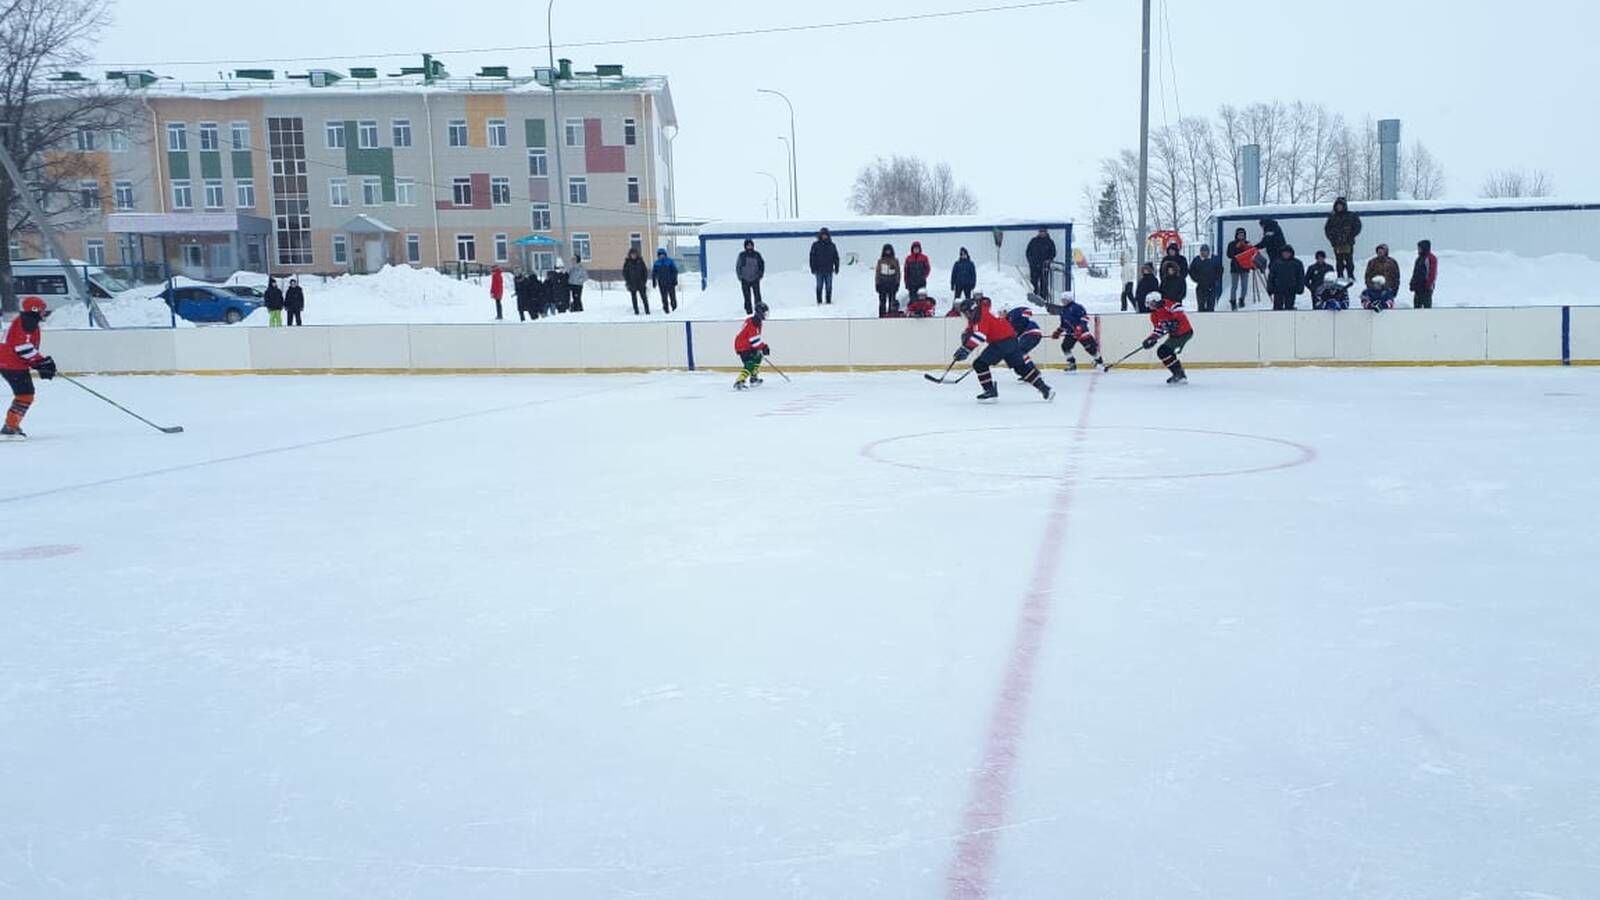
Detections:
[1159, 258, 1188, 305]
[623, 247, 650, 315]
[1225, 227, 1253, 310]
[1411, 239, 1438, 309]
[903, 241, 931, 300]
[1188, 244, 1224, 313]
[1323, 197, 1362, 280]
[1304, 250, 1335, 298]
[1266, 245, 1306, 311]
[950, 247, 977, 302]
[1025, 228, 1057, 299]
[1364, 243, 1402, 293]
[808, 228, 839, 305]
[284, 277, 305, 326]
[522, 271, 544, 321]
[736, 238, 765, 313]
[512, 272, 530, 321]
[263, 276, 285, 327]
[546, 266, 570, 316]
[1161, 242, 1189, 280]
[1256, 218, 1287, 260]
[873, 244, 901, 317]
[650, 248, 679, 313]
[1134, 262, 1160, 309]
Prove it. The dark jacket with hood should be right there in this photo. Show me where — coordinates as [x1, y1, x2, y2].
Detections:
[263, 282, 284, 311]
[1162, 249, 1189, 280]
[1158, 260, 1188, 302]
[1305, 259, 1335, 291]
[874, 246, 901, 289]
[1267, 246, 1307, 296]
[1226, 235, 1254, 274]
[1256, 219, 1287, 259]
[809, 235, 840, 275]
[736, 247, 764, 283]
[950, 249, 977, 292]
[1134, 271, 1161, 306]
[1189, 253, 1224, 290]
[1323, 199, 1362, 250]
[903, 242, 931, 290]
[623, 253, 649, 290]
[651, 252, 679, 289]
[284, 282, 305, 311]
[1025, 233, 1057, 268]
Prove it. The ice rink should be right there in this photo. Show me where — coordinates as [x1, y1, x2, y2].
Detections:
[2, 366, 1597, 898]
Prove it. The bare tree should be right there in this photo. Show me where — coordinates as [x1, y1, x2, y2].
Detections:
[1, 0, 129, 311]
[1401, 142, 1446, 200]
[848, 155, 977, 216]
[1480, 168, 1553, 198]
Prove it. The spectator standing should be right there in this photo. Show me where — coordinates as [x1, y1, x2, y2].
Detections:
[808, 228, 839, 305]
[1266, 245, 1306, 311]
[874, 244, 901, 317]
[489, 265, 505, 320]
[263, 276, 284, 327]
[284, 277, 305, 326]
[1225, 227, 1253, 310]
[567, 255, 587, 312]
[1025, 228, 1057, 299]
[1323, 197, 1362, 280]
[1159, 258, 1188, 305]
[1134, 262, 1160, 309]
[1119, 251, 1138, 311]
[546, 265, 569, 316]
[1161, 242, 1189, 279]
[1411, 239, 1438, 309]
[1305, 251, 1334, 298]
[1364, 243, 1402, 294]
[651, 248, 679, 313]
[951, 247, 977, 302]
[1189, 244, 1224, 313]
[1256, 218, 1287, 260]
[903, 241, 931, 302]
[521, 271, 544, 320]
[736, 238, 765, 313]
[623, 247, 651, 315]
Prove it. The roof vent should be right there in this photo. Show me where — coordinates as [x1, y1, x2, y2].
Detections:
[107, 70, 159, 89]
[50, 71, 89, 82]
[533, 67, 555, 86]
[233, 69, 275, 80]
[477, 65, 509, 78]
[595, 64, 623, 77]
[349, 67, 378, 79]
[557, 58, 572, 80]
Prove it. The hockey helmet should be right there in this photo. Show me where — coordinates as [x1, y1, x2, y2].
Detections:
[1322, 271, 1339, 285]
[1144, 291, 1164, 311]
[957, 296, 981, 320]
[20, 296, 48, 315]
[752, 300, 769, 321]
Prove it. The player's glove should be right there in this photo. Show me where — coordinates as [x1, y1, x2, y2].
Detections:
[1141, 335, 1158, 350]
[33, 356, 56, 380]
[953, 347, 971, 362]
[761, 345, 771, 356]
[1051, 327, 1064, 340]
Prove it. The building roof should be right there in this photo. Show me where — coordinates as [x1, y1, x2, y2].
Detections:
[1214, 198, 1600, 218]
[699, 216, 1072, 239]
[106, 212, 271, 235]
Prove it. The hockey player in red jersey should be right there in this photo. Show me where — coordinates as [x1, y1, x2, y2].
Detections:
[0, 297, 58, 439]
[1141, 292, 1194, 384]
[952, 293, 1054, 402]
[733, 300, 771, 390]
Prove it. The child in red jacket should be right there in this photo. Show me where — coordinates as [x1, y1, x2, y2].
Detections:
[1141, 293, 1194, 385]
[1, 297, 59, 439]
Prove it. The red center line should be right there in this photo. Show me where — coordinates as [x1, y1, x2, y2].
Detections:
[944, 373, 1100, 899]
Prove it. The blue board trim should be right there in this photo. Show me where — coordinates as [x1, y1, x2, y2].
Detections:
[699, 221, 1072, 242]
[1562, 306, 1572, 365]
[685, 320, 696, 371]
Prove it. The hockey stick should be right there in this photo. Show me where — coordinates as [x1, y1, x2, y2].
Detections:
[762, 357, 792, 383]
[1100, 345, 1148, 373]
[923, 358, 958, 383]
[59, 375, 185, 434]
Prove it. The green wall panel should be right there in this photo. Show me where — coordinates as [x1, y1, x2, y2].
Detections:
[231, 150, 253, 177]
[199, 151, 222, 179]
[525, 118, 546, 148]
[343, 120, 396, 202]
[167, 151, 189, 179]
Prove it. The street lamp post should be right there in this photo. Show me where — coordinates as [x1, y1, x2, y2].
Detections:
[756, 171, 781, 219]
[548, 0, 570, 260]
[757, 88, 798, 218]
[777, 136, 795, 221]
[1135, 0, 1151, 272]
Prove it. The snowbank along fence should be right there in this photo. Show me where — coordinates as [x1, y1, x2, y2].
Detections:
[45, 307, 1600, 374]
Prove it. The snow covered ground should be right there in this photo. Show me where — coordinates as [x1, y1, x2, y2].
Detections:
[74, 248, 1600, 330]
[2, 367, 1596, 898]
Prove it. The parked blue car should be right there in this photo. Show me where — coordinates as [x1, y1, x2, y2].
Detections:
[156, 284, 262, 324]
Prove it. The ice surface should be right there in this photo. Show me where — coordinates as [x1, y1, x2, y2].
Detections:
[1, 367, 1597, 898]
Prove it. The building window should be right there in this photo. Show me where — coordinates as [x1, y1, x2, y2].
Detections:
[203, 179, 225, 209]
[75, 127, 96, 151]
[325, 121, 345, 149]
[490, 176, 511, 206]
[329, 178, 350, 206]
[167, 122, 187, 151]
[567, 176, 587, 205]
[230, 121, 250, 150]
[117, 235, 139, 264]
[532, 250, 554, 272]
[395, 178, 415, 206]
[108, 129, 129, 153]
[268, 116, 313, 266]
[182, 243, 203, 269]
[629, 233, 643, 254]
[362, 176, 382, 206]
[452, 177, 472, 206]
[84, 239, 105, 266]
[447, 119, 468, 147]
[171, 180, 192, 209]
[198, 122, 219, 152]
[236, 180, 255, 208]
[392, 119, 412, 147]
[626, 176, 640, 204]
[455, 233, 476, 262]
[571, 232, 591, 262]
[113, 180, 134, 210]
[623, 118, 637, 146]
[493, 232, 508, 262]
[357, 120, 379, 149]
[77, 179, 99, 209]
[487, 118, 507, 147]
[332, 234, 348, 265]
[7, 241, 20, 260]
[405, 233, 420, 263]
[530, 203, 551, 231]
[527, 148, 547, 176]
[564, 118, 584, 147]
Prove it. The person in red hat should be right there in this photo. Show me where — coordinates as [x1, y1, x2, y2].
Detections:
[0, 297, 58, 439]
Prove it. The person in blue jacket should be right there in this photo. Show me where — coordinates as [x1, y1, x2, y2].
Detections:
[1046, 294, 1105, 371]
[650, 248, 680, 313]
[950, 247, 977, 304]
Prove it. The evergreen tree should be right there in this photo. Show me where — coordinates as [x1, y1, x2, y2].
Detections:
[1092, 181, 1125, 251]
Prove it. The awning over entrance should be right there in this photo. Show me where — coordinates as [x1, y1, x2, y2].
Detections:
[513, 234, 564, 247]
[106, 212, 271, 236]
[338, 214, 398, 235]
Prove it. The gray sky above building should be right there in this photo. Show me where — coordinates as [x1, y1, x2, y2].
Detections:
[93, 0, 1598, 224]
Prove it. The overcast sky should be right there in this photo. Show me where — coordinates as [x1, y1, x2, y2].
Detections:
[92, 0, 1599, 224]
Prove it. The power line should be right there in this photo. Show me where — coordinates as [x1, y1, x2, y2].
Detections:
[94, 0, 1083, 69]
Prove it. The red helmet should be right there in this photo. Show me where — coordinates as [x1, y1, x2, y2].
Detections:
[20, 296, 48, 315]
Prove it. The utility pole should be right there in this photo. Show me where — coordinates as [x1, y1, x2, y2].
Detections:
[1135, 0, 1152, 273]
[547, 0, 570, 261]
